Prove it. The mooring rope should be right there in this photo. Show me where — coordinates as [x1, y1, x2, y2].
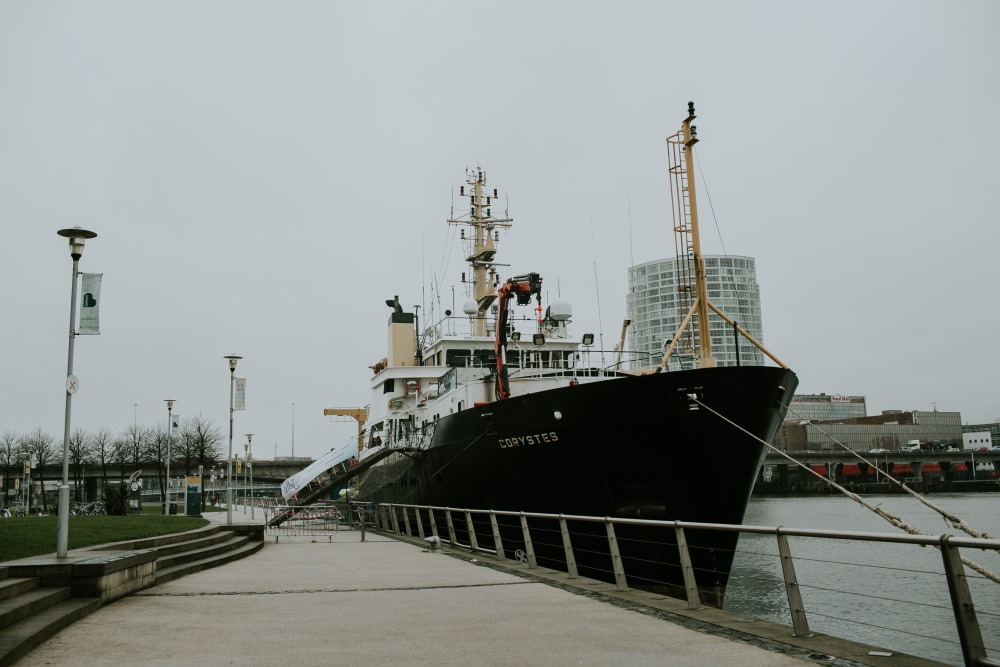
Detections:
[782, 404, 991, 541]
[695, 398, 1000, 586]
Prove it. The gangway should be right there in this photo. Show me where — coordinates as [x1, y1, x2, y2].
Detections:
[267, 446, 415, 527]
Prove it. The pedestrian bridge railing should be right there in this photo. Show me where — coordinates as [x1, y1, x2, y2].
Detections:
[376, 503, 1000, 667]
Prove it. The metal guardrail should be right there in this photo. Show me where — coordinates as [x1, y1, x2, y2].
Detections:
[377, 503, 1000, 667]
[264, 505, 342, 542]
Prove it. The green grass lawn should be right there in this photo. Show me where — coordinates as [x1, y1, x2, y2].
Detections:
[0, 515, 208, 563]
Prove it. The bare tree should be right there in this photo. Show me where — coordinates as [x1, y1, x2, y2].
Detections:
[111, 435, 130, 482]
[68, 427, 92, 503]
[120, 423, 149, 476]
[183, 415, 223, 510]
[1, 431, 19, 508]
[140, 427, 167, 508]
[91, 428, 114, 485]
[24, 427, 55, 512]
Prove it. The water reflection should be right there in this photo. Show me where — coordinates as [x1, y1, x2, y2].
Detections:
[725, 494, 1000, 666]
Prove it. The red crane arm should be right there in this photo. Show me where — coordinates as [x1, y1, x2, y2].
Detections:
[494, 273, 542, 400]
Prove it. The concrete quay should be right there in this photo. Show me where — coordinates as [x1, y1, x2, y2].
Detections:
[15, 507, 946, 667]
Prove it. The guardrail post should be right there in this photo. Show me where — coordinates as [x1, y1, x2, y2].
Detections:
[464, 510, 479, 553]
[776, 529, 811, 636]
[560, 515, 578, 579]
[389, 505, 401, 535]
[401, 506, 412, 536]
[673, 523, 699, 607]
[445, 509, 458, 546]
[490, 511, 506, 561]
[606, 519, 629, 591]
[428, 508, 439, 538]
[520, 513, 538, 568]
[414, 507, 425, 539]
[939, 535, 989, 666]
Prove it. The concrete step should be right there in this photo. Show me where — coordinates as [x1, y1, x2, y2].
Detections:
[0, 525, 262, 665]
[86, 524, 225, 553]
[0, 588, 69, 632]
[0, 578, 38, 604]
[155, 538, 263, 585]
[147, 530, 234, 559]
[155, 534, 249, 571]
[0, 598, 100, 667]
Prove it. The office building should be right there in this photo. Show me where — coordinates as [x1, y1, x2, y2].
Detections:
[626, 255, 764, 370]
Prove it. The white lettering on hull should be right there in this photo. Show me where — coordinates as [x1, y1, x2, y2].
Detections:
[498, 432, 560, 449]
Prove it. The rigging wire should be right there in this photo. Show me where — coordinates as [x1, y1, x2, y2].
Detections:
[692, 146, 752, 360]
[695, 397, 1000, 586]
[588, 198, 607, 367]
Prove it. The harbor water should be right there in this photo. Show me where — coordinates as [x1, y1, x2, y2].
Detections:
[725, 493, 1000, 665]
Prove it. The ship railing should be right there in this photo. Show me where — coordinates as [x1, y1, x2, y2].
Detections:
[376, 504, 1000, 667]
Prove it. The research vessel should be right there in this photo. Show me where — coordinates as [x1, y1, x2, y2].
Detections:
[333, 103, 797, 605]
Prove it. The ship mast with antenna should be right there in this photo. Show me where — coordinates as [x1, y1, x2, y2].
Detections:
[447, 167, 512, 337]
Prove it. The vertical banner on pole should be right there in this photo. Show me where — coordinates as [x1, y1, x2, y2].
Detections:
[170, 415, 181, 437]
[79, 273, 103, 335]
[234, 378, 246, 411]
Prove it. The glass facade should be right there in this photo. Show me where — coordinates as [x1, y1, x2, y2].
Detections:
[626, 255, 764, 370]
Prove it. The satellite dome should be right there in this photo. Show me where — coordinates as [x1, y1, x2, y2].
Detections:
[548, 299, 572, 321]
[462, 299, 479, 315]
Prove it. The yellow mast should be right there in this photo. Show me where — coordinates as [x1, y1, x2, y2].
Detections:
[658, 102, 787, 372]
[680, 104, 716, 368]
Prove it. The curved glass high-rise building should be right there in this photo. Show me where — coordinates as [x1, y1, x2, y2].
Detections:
[626, 255, 765, 370]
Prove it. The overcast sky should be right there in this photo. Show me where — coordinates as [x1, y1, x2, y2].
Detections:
[1, 1, 997, 462]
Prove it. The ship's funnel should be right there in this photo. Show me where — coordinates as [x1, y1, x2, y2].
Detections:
[386, 297, 416, 367]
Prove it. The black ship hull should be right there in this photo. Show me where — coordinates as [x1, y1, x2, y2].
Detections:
[364, 365, 797, 606]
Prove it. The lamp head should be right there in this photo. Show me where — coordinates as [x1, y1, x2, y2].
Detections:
[532, 333, 545, 346]
[57, 227, 97, 258]
[224, 354, 242, 371]
[581, 333, 595, 346]
[246, 433, 254, 444]
[165, 399, 175, 410]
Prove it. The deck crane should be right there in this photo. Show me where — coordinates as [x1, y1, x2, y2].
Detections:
[322, 407, 368, 454]
[493, 272, 542, 400]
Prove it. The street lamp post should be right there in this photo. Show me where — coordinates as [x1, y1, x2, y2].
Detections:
[56, 226, 97, 558]
[164, 399, 176, 515]
[21, 450, 31, 513]
[242, 442, 248, 514]
[224, 355, 242, 525]
[245, 434, 254, 519]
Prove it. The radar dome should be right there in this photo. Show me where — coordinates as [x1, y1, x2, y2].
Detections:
[548, 299, 572, 321]
[462, 299, 479, 315]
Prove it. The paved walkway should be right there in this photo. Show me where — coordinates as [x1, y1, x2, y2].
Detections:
[17, 505, 812, 666]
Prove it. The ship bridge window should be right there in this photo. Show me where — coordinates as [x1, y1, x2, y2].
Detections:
[474, 350, 496, 367]
[446, 349, 472, 367]
[383, 378, 395, 394]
